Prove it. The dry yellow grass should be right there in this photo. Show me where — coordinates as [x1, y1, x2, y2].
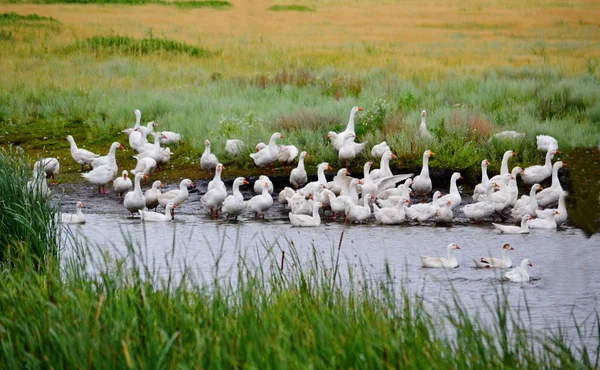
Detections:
[1, 0, 599, 76]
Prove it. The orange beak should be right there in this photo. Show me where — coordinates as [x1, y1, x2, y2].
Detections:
[510, 247, 515, 250]
[243, 179, 249, 185]
[143, 174, 148, 179]
[280, 134, 284, 139]
[512, 152, 517, 156]
[173, 204, 177, 209]
[459, 176, 463, 179]
[357, 180, 363, 185]
[455, 245, 461, 249]
[327, 165, 332, 170]
[357, 107, 363, 111]
[529, 262, 533, 267]
[391, 153, 397, 159]
[119, 144, 124, 149]
[562, 162, 567, 166]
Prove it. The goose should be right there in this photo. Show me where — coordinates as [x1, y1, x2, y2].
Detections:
[140, 203, 177, 222]
[536, 161, 565, 207]
[335, 178, 362, 210]
[418, 110, 432, 138]
[300, 163, 332, 196]
[412, 150, 434, 197]
[377, 178, 413, 201]
[113, 170, 133, 198]
[128, 121, 158, 152]
[536, 191, 568, 226]
[327, 106, 362, 150]
[492, 214, 532, 234]
[489, 151, 516, 183]
[202, 179, 229, 217]
[504, 166, 523, 208]
[370, 150, 395, 181]
[158, 179, 194, 208]
[437, 172, 462, 209]
[372, 198, 409, 225]
[136, 129, 163, 154]
[286, 191, 314, 216]
[158, 131, 182, 146]
[491, 131, 525, 140]
[345, 193, 374, 223]
[61, 201, 86, 224]
[435, 200, 454, 223]
[82, 142, 123, 194]
[278, 187, 296, 206]
[66, 135, 99, 171]
[472, 159, 490, 202]
[207, 164, 226, 193]
[406, 190, 442, 223]
[371, 141, 391, 159]
[250, 132, 284, 168]
[360, 161, 379, 198]
[504, 259, 532, 283]
[254, 175, 273, 195]
[473, 243, 514, 268]
[420, 243, 461, 268]
[521, 148, 559, 185]
[485, 173, 512, 213]
[324, 190, 347, 219]
[222, 177, 249, 220]
[289, 151, 308, 189]
[131, 157, 157, 177]
[463, 182, 498, 221]
[536, 135, 558, 152]
[289, 202, 323, 227]
[144, 180, 164, 211]
[225, 139, 244, 156]
[529, 210, 559, 229]
[326, 167, 350, 196]
[200, 139, 219, 171]
[362, 161, 413, 198]
[278, 144, 299, 166]
[133, 135, 171, 170]
[121, 109, 142, 135]
[511, 184, 543, 219]
[316, 188, 335, 209]
[123, 173, 148, 217]
[27, 167, 51, 198]
[35, 157, 60, 184]
[377, 194, 411, 209]
[246, 181, 274, 219]
[338, 133, 367, 168]
[91, 142, 124, 170]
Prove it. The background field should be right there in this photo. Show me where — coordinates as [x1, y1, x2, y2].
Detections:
[0, 0, 599, 179]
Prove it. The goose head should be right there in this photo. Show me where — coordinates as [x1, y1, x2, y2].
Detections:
[77, 201, 84, 209]
[421, 110, 427, 118]
[503, 243, 515, 251]
[121, 170, 128, 180]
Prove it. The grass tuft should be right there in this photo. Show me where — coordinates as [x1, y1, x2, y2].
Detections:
[268, 4, 315, 12]
[167, 0, 232, 9]
[0, 12, 59, 23]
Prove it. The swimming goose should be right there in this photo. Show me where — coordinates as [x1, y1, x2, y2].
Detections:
[246, 181, 274, 219]
[158, 179, 194, 208]
[521, 148, 558, 185]
[371, 141, 391, 159]
[536, 161, 565, 207]
[473, 243, 514, 268]
[289, 202, 323, 227]
[140, 203, 177, 222]
[200, 139, 219, 171]
[536, 191, 567, 226]
[528, 210, 559, 229]
[420, 243, 461, 268]
[511, 184, 543, 219]
[372, 198, 409, 225]
[123, 173, 148, 217]
[113, 170, 133, 198]
[492, 214, 532, 234]
[222, 177, 249, 220]
[66, 135, 99, 171]
[412, 150, 434, 197]
[437, 172, 462, 209]
[144, 180, 164, 211]
[504, 259, 532, 282]
[61, 201, 86, 224]
[289, 151, 308, 189]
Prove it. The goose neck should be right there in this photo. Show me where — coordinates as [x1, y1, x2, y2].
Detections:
[317, 166, 327, 184]
[450, 177, 459, 195]
[345, 109, 357, 133]
[297, 156, 305, 169]
[134, 175, 143, 195]
[420, 155, 430, 177]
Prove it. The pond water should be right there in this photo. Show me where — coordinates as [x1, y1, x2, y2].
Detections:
[63, 209, 600, 343]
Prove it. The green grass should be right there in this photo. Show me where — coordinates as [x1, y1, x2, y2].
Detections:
[3, 0, 232, 6]
[268, 4, 315, 12]
[0, 149, 60, 271]
[0, 12, 59, 24]
[166, 0, 232, 9]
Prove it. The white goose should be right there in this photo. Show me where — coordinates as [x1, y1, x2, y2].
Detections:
[246, 181, 274, 219]
[328, 106, 362, 150]
[412, 150, 434, 197]
[473, 243, 514, 268]
[67, 135, 99, 171]
[140, 203, 177, 222]
[529, 210, 559, 229]
[420, 243, 461, 268]
[504, 259, 532, 283]
[158, 179, 194, 208]
[113, 170, 133, 199]
[536, 161, 565, 207]
[435, 200, 454, 223]
[463, 182, 498, 221]
[489, 150, 516, 183]
[123, 173, 148, 217]
[437, 172, 462, 209]
[35, 157, 60, 184]
[278, 186, 296, 206]
[300, 163, 332, 196]
[121, 108, 142, 135]
[492, 214, 532, 234]
[254, 175, 273, 195]
[27, 167, 51, 198]
[225, 139, 244, 156]
[406, 190, 441, 223]
[472, 159, 490, 202]
[207, 164, 226, 193]
[289, 151, 308, 189]
[131, 157, 157, 177]
[134, 133, 170, 169]
[144, 180, 164, 210]
[345, 193, 373, 223]
[504, 166, 523, 207]
[278, 144, 299, 166]
[371, 141, 391, 159]
[511, 184, 543, 219]
[82, 142, 122, 194]
[326, 167, 350, 196]
[521, 148, 558, 185]
[338, 133, 367, 168]
[200, 139, 219, 171]
[377, 178, 413, 201]
[372, 198, 408, 225]
[250, 132, 284, 168]
[418, 110, 432, 138]
[91, 142, 123, 171]
[222, 177, 249, 220]
[335, 178, 362, 209]
[158, 131, 182, 146]
[128, 121, 158, 152]
[202, 179, 228, 217]
[536, 191, 568, 226]
[289, 202, 323, 227]
[536, 135, 558, 152]
[369, 150, 395, 181]
[61, 201, 86, 224]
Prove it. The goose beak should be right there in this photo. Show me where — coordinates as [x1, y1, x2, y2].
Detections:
[510, 247, 515, 250]
[119, 144, 124, 149]
[345, 169, 350, 175]
[429, 151, 435, 156]
[243, 179, 249, 185]
[280, 134, 284, 139]
[555, 211, 560, 214]
[143, 174, 148, 179]
[327, 165, 332, 170]
[357, 180, 363, 185]
[357, 107, 363, 111]
[455, 245, 461, 249]
[512, 152, 517, 156]
[305, 153, 309, 158]
[459, 176, 463, 179]
[555, 150, 561, 154]
[391, 153, 397, 159]
[447, 201, 451, 205]
[529, 262, 533, 267]
[562, 162, 567, 166]
[173, 204, 178, 209]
